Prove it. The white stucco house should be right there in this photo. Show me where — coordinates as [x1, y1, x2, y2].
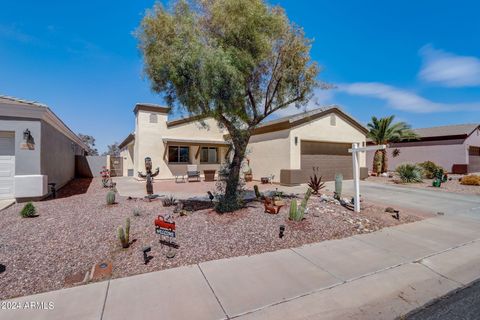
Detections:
[0, 96, 88, 201]
[366, 124, 480, 174]
[119, 103, 369, 185]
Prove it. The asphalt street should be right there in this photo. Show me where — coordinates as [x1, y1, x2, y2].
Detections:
[336, 180, 480, 218]
[406, 280, 480, 320]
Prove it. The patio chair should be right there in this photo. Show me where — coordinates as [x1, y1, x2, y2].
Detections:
[186, 165, 200, 182]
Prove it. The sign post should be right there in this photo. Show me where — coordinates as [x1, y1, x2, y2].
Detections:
[154, 214, 177, 258]
[348, 144, 387, 213]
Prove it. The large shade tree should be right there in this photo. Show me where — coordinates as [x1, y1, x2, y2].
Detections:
[78, 134, 98, 156]
[367, 116, 418, 173]
[138, 0, 320, 211]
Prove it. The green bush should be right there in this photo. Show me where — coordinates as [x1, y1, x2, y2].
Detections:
[20, 202, 37, 218]
[418, 161, 444, 179]
[162, 195, 177, 207]
[396, 164, 423, 183]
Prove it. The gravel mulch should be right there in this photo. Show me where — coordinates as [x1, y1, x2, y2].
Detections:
[0, 178, 423, 300]
[367, 175, 480, 195]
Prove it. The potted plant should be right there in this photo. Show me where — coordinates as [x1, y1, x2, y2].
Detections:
[273, 188, 284, 206]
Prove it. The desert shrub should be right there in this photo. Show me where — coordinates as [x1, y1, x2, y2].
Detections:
[20, 202, 37, 218]
[460, 175, 480, 186]
[308, 168, 325, 195]
[418, 161, 444, 179]
[132, 208, 141, 216]
[162, 195, 177, 207]
[396, 164, 423, 183]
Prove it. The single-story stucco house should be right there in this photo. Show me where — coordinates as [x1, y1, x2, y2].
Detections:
[0, 96, 88, 201]
[366, 123, 480, 174]
[119, 103, 368, 185]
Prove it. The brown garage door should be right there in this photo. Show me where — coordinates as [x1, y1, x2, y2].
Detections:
[301, 141, 353, 180]
[469, 146, 480, 173]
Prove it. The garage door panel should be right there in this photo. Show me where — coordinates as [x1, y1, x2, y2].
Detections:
[469, 156, 480, 173]
[301, 155, 352, 180]
[0, 133, 15, 199]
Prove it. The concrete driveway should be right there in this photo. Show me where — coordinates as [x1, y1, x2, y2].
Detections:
[327, 180, 480, 219]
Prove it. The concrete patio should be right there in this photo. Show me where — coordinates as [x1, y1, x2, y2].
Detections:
[2, 214, 480, 320]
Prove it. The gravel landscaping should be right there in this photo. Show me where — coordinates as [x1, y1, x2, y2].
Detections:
[367, 175, 480, 195]
[0, 178, 423, 300]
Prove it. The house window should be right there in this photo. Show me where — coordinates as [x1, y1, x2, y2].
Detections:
[200, 147, 218, 163]
[149, 113, 158, 123]
[168, 146, 190, 163]
[330, 114, 336, 126]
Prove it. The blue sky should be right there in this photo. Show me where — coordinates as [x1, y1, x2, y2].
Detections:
[1, 0, 479, 152]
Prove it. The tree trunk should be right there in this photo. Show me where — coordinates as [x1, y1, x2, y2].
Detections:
[372, 150, 382, 174]
[219, 133, 250, 212]
[381, 149, 388, 173]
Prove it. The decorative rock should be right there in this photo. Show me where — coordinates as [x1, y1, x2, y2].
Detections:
[385, 207, 396, 213]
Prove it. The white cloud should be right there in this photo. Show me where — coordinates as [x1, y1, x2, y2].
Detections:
[338, 82, 480, 113]
[418, 44, 480, 87]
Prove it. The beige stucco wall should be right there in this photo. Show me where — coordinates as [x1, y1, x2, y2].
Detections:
[246, 113, 366, 183]
[247, 129, 291, 183]
[289, 113, 367, 169]
[120, 142, 134, 177]
[134, 110, 227, 179]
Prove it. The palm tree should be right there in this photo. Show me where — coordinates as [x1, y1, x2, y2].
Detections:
[367, 116, 418, 173]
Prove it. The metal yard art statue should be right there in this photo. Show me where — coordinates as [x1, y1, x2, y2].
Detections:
[138, 157, 160, 199]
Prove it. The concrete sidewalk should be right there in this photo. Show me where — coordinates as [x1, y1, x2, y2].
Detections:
[2, 215, 480, 320]
[0, 199, 15, 212]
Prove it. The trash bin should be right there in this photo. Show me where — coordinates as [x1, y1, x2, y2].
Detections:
[204, 170, 216, 182]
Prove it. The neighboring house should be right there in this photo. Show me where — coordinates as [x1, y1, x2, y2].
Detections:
[366, 124, 480, 174]
[0, 96, 88, 201]
[119, 103, 368, 185]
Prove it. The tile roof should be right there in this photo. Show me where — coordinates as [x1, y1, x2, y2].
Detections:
[0, 95, 47, 108]
[413, 124, 479, 138]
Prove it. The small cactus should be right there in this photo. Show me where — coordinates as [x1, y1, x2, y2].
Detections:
[289, 199, 298, 221]
[118, 218, 130, 248]
[106, 190, 116, 205]
[289, 188, 312, 221]
[253, 185, 261, 199]
[335, 173, 343, 199]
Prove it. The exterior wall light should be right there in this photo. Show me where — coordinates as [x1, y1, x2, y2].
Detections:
[294, 136, 298, 145]
[23, 129, 31, 142]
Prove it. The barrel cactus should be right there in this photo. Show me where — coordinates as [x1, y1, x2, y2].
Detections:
[106, 190, 116, 205]
[118, 218, 130, 248]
